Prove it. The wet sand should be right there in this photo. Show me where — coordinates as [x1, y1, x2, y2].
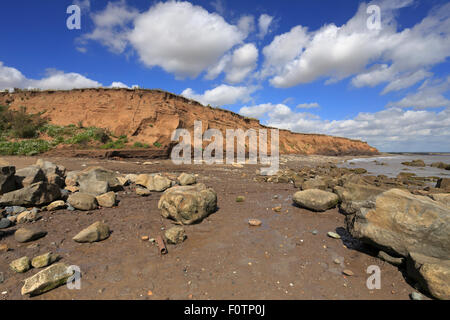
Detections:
[0, 155, 421, 300]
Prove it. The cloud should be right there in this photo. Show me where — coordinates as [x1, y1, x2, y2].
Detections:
[296, 102, 320, 109]
[225, 43, 258, 83]
[0, 61, 131, 91]
[258, 14, 273, 39]
[387, 77, 450, 109]
[261, 1, 450, 92]
[80, 0, 138, 53]
[239, 102, 450, 151]
[181, 84, 255, 106]
[109, 81, 130, 88]
[128, 1, 245, 79]
[237, 15, 255, 38]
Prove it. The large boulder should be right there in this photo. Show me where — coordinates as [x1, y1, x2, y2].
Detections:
[36, 159, 66, 177]
[0, 165, 16, 195]
[293, 189, 339, 212]
[67, 193, 98, 211]
[158, 183, 217, 225]
[136, 174, 172, 192]
[406, 253, 450, 300]
[333, 182, 386, 215]
[14, 165, 46, 188]
[0, 182, 61, 207]
[346, 189, 450, 299]
[436, 178, 450, 191]
[402, 159, 426, 167]
[21, 263, 74, 296]
[95, 192, 116, 208]
[346, 188, 450, 260]
[77, 167, 122, 195]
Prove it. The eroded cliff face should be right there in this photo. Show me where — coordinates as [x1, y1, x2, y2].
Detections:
[0, 88, 379, 156]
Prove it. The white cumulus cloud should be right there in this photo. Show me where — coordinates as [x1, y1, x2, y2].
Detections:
[181, 84, 255, 106]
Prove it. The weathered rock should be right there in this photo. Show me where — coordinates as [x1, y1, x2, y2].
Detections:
[21, 263, 74, 296]
[14, 228, 47, 243]
[378, 250, 404, 266]
[31, 252, 58, 268]
[47, 200, 66, 211]
[10, 256, 31, 273]
[46, 173, 65, 188]
[36, 159, 66, 177]
[79, 179, 109, 196]
[346, 189, 450, 260]
[0, 165, 16, 195]
[116, 176, 129, 186]
[65, 171, 80, 186]
[407, 253, 450, 300]
[248, 219, 262, 226]
[15, 165, 46, 188]
[0, 218, 11, 229]
[334, 182, 386, 215]
[67, 193, 98, 211]
[165, 226, 187, 244]
[301, 177, 327, 190]
[17, 210, 41, 224]
[293, 189, 339, 212]
[78, 167, 122, 195]
[125, 174, 138, 183]
[65, 186, 79, 193]
[402, 159, 426, 167]
[96, 192, 116, 208]
[136, 188, 150, 196]
[158, 183, 217, 225]
[327, 231, 341, 239]
[73, 221, 110, 243]
[177, 173, 196, 186]
[136, 174, 172, 192]
[429, 193, 450, 207]
[436, 178, 450, 191]
[0, 182, 61, 207]
[430, 162, 450, 170]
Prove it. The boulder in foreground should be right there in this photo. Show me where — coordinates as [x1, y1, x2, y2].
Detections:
[158, 183, 217, 225]
[21, 263, 74, 296]
[0, 181, 61, 207]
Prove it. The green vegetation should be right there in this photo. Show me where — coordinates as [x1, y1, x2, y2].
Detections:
[153, 142, 162, 148]
[0, 105, 150, 155]
[133, 141, 150, 148]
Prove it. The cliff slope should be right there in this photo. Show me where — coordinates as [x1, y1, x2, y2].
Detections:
[0, 88, 379, 156]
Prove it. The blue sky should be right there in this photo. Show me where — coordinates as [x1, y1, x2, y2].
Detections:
[0, 0, 449, 152]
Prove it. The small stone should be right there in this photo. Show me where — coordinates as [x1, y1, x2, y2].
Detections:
[343, 269, 354, 276]
[67, 192, 98, 211]
[17, 210, 41, 224]
[410, 292, 424, 300]
[141, 236, 149, 241]
[47, 200, 66, 211]
[31, 252, 58, 268]
[327, 231, 341, 239]
[96, 192, 116, 208]
[248, 219, 262, 226]
[236, 196, 245, 202]
[0, 218, 11, 229]
[177, 173, 196, 186]
[136, 188, 151, 196]
[73, 221, 110, 243]
[14, 228, 47, 243]
[0, 243, 9, 252]
[165, 226, 187, 244]
[272, 206, 282, 212]
[312, 230, 318, 235]
[10, 256, 31, 273]
[334, 259, 341, 264]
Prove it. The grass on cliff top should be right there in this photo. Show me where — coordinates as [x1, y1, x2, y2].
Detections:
[0, 105, 151, 155]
